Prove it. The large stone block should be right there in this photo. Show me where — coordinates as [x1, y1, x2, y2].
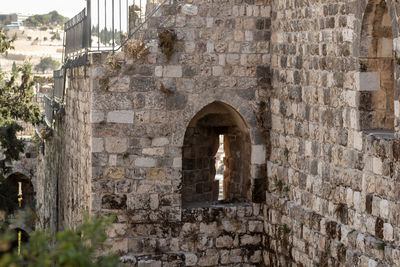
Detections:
[107, 110, 134, 124]
[146, 168, 166, 179]
[142, 147, 164, 156]
[109, 76, 130, 92]
[240, 234, 261, 246]
[378, 38, 393, 57]
[197, 249, 219, 266]
[355, 72, 380, 91]
[104, 167, 125, 179]
[181, 4, 198, 16]
[251, 145, 266, 164]
[216, 235, 233, 248]
[101, 194, 127, 209]
[92, 138, 104, 153]
[105, 137, 128, 153]
[135, 157, 156, 167]
[91, 110, 104, 123]
[152, 137, 169, 146]
[163, 66, 182, 78]
[184, 253, 198, 266]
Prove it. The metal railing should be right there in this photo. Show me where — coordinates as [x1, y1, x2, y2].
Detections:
[44, 95, 53, 127]
[48, 0, 172, 125]
[53, 70, 65, 102]
[63, 0, 169, 62]
[64, 9, 90, 60]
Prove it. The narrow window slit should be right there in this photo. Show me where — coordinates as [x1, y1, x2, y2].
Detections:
[215, 134, 225, 200]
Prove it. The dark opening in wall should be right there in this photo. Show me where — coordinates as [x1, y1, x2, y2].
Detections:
[7, 173, 35, 209]
[359, 0, 394, 131]
[182, 102, 251, 205]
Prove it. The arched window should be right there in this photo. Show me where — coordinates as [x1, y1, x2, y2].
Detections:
[359, 0, 394, 131]
[182, 102, 251, 205]
[6, 173, 35, 209]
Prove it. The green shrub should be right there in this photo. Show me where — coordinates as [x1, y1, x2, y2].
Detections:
[0, 215, 121, 267]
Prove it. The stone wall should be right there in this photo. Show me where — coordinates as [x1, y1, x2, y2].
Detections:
[87, 0, 270, 263]
[119, 204, 264, 266]
[36, 65, 93, 231]
[36, 0, 400, 265]
[266, 0, 400, 265]
[36, 132, 61, 231]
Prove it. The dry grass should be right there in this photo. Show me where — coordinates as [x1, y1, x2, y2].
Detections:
[124, 38, 149, 61]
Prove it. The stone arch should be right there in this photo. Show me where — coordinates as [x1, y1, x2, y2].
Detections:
[357, 0, 397, 131]
[181, 100, 264, 205]
[174, 92, 262, 148]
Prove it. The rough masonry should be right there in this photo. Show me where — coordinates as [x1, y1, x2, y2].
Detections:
[36, 0, 400, 266]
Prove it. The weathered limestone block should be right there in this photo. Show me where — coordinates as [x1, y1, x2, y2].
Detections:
[91, 110, 104, 123]
[146, 168, 166, 179]
[197, 249, 219, 266]
[199, 222, 218, 236]
[104, 167, 125, 180]
[216, 235, 233, 248]
[107, 110, 134, 124]
[135, 157, 156, 167]
[105, 137, 128, 153]
[116, 180, 135, 193]
[142, 147, 164, 156]
[181, 4, 198, 16]
[355, 72, 380, 92]
[163, 66, 183, 78]
[128, 194, 150, 210]
[92, 138, 104, 153]
[109, 76, 130, 92]
[101, 194, 127, 209]
[151, 137, 169, 146]
[106, 223, 128, 238]
[184, 253, 198, 266]
[240, 234, 261, 246]
[251, 145, 266, 164]
[248, 220, 263, 232]
[172, 157, 182, 168]
[228, 249, 243, 263]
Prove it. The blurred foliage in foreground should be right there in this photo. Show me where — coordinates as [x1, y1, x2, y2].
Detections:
[0, 215, 121, 267]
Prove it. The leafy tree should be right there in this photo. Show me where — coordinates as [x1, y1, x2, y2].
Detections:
[0, 215, 121, 267]
[50, 32, 61, 41]
[34, 57, 60, 73]
[24, 11, 68, 27]
[0, 31, 14, 54]
[0, 29, 41, 213]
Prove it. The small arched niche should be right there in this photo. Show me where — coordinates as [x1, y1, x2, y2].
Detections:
[6, 172, 35, 210]
[182, 102, 251, 205]
[359, 0, 394, 131]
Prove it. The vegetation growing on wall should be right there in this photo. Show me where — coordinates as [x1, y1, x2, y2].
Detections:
[124, 39, 149, 61]
[158, 29, 177, 62]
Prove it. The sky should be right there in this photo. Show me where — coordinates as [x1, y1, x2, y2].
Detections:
[1, 0, 87, 18]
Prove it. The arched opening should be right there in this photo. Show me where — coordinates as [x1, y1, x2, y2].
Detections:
[182, 102, 251, 205]
[6, 173, 35, 210]
[359, 0, 394, 131]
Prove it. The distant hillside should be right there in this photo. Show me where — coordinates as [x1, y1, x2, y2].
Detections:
[24, 11, 69, 27]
